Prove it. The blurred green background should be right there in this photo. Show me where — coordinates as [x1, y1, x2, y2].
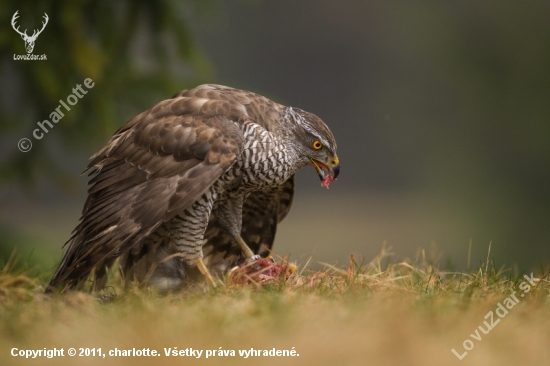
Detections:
[0, 0, 549, 274]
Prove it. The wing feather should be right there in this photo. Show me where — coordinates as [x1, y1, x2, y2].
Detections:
[47, 100, 245, 292]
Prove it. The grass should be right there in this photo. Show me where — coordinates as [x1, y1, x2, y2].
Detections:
[1, 246, 549, 366]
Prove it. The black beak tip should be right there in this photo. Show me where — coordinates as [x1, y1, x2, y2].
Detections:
[332, 164, 340, 179]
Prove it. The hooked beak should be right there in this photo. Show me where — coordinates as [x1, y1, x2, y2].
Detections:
[311, 156, 340, 188]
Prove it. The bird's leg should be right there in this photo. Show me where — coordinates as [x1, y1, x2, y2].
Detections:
[214, 193, 259, 262]
[235, 235, 256, 259]
[194, 257, 217, 287]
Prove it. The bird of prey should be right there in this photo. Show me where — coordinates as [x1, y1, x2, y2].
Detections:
[46, 84, 339, 293]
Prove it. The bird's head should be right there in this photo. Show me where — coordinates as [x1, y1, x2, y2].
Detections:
[284, 107, 340, 188]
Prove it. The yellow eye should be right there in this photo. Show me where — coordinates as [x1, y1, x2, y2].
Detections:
[312, 140, 323, 150]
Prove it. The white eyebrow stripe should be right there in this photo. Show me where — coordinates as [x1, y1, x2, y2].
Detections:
[287, 107, 332, 148]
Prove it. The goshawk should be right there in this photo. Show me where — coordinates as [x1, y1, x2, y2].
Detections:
[46, 84, 339, 292]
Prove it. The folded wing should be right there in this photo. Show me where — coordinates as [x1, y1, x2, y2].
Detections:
[47, 97, 245, 292]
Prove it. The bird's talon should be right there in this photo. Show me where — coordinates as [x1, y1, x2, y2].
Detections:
[194, 257, 217, 288]
[246, 255, 261, 263]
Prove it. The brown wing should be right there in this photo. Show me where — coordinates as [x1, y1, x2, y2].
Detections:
[173, 84, 285, 133]
[203, 175, 295, 272]
[47, 97, 245, 292]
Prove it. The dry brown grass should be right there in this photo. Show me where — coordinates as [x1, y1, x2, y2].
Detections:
[1, 247, 549, 366]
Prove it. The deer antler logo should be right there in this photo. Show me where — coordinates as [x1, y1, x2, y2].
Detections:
[11, 10, 49, 54]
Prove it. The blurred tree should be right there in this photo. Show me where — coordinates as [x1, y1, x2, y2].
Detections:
[0, 0, 214, 185]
